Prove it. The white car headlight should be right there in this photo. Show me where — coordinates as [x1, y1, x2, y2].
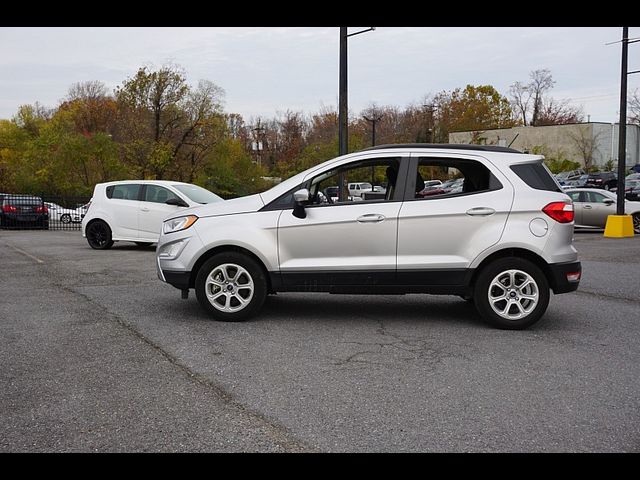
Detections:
[163, 215, 198, 234]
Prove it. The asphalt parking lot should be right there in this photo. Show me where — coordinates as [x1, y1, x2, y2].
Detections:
[1, 229, 639, 452]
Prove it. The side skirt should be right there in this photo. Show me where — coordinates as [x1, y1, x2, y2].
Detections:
[270, 269, 474, 296]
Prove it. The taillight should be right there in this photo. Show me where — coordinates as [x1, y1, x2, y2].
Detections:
[2, 205, 17, 213]
[542, 202, 574, 223]
[35, 206, 48, 214]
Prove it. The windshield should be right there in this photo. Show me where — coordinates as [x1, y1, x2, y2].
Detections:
[172, 184, 224, 204]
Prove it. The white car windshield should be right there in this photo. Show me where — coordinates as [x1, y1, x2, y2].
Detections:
[172, 184, 224, 204]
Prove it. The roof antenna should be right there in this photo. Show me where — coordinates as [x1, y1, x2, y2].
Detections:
[508, 133, 519, 148]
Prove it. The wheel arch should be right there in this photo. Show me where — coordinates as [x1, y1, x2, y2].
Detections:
[469, 247, 554, 292]
[189, 244, 273, 292]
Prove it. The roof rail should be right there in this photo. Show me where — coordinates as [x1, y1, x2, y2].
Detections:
[359, 143, 523, 154]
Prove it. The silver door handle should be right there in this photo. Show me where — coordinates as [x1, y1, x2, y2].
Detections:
[583, 205, 592, 209]
[357, 214, 385, 223]
[466, 207, 496, 216]
[141, 207, 150, 212]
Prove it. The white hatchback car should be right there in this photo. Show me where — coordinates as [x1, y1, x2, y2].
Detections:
[156, 144, 582, 330]
[82, 180, 223, 249]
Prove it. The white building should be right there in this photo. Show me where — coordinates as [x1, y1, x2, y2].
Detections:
[448, 123, 640, 169]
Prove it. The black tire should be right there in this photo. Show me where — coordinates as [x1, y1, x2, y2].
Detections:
[60, 214, 72, 224]
[135, 242, 153, 247]
[633, 213, 640, 234]
[86, 220, 114, 250]
[195, 252, 267, 322]
[473, 257, 550, 330]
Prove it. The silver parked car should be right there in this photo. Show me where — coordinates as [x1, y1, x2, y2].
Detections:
[156, 144, 582, 330]
[565, 187, 640, 233]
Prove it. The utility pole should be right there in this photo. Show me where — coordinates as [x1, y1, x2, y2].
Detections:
[363, 113, 383, 146]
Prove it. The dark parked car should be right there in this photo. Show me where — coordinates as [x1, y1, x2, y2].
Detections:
[564, 174, 590, 187]
[584, 171, 617, 190]
[621, 179, 640, 201]
[0, 195, 49, 229]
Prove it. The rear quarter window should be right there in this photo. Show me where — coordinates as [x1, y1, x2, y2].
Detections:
[511, 163, 562, 192]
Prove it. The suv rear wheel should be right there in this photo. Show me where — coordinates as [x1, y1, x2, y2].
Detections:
[195, 252, 267, 322]
[473, 257, 550, 330]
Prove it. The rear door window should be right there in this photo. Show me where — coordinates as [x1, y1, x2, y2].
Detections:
[106, 184, 141, 200]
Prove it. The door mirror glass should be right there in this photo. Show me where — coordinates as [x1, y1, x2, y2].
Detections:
[603, 199, 614, 205]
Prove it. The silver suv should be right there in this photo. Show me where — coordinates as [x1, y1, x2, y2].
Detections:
[156, 144, 581, 329]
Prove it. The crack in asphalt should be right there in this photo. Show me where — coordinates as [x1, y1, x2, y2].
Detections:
[573, 289, 639, 305]
[58, 281, 315, 452]
[3, 242, 315, 453]
[331, 317, 469, 370]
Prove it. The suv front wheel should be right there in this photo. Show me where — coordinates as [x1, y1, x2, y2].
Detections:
[195, 252, 268, 322]
[473, 257, 550, 330]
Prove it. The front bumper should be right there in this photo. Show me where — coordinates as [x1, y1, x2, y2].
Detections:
[548, 261, 581, 294]
[160, 269, 191, 290]
[156, 228, 204, 290]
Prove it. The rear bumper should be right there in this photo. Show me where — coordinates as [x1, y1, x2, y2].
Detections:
[548, 261, 581, 294]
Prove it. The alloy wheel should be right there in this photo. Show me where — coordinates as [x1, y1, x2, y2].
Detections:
[487, 269, 539, 321]
[205, 263, 255, 313]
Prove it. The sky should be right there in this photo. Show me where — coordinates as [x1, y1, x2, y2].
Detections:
[0, 26, 638, 124]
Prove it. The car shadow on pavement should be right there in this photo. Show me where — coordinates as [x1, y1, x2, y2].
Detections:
[257, 293, 483, 328]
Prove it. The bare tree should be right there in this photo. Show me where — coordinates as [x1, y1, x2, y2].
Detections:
[536, 98, 584, 126]
[629, 88, 640, 125]
[568, 125, 602, 171]
[509, 81, 532, 126]
[67, 81, 108, 102]
[509, 69, 584, 127]
[529, 69, 555, 126]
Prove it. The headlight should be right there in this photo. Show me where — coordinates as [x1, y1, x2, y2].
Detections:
[163, 215, 198, 234]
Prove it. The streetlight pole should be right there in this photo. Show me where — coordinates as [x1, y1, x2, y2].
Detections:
[617, 26, 629, 216]
[339, 27, 348, 156]
[605, 26, 639, 237]
[338, 27, 375, 202]
[338, 27, 375, 156]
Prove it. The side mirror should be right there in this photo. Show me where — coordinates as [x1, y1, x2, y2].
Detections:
[292, 188, 309, 219]
[166, 197, 189, 208]
[603, 199, 615, 205]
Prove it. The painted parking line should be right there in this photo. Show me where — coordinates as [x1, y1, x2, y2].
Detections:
[3, 243, 45, 264]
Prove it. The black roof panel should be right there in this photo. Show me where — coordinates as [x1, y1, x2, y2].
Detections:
[360, 143, 522, 154]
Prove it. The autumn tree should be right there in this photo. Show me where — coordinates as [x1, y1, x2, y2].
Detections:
[114, 65, 225, 180]
[434, 85, 517, 139]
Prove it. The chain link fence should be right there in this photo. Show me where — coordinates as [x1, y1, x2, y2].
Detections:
[0, 193, 91, 231]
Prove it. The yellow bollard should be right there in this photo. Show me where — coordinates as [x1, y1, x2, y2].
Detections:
[603, 215, 635, 238]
